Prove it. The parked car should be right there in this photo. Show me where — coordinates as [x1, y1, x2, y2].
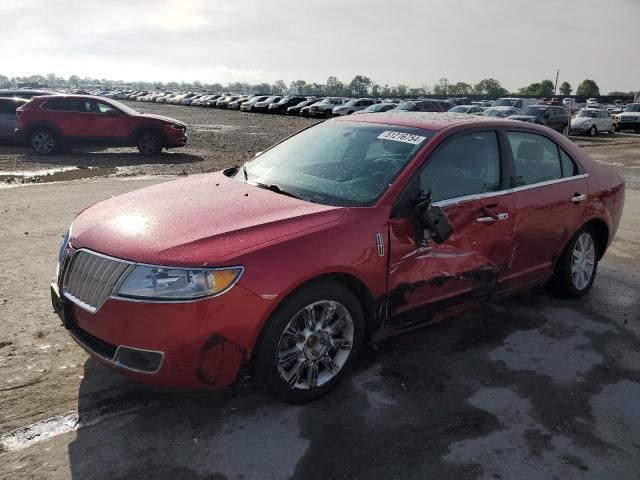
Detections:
[508, 105, 570, 135]
[492, 97, 539, 109]
[612, 103, 640, 132]
[448, 105, 485, 114]
[332, 98, 377, 116]
[395, 100, 444, 112]
[15, 95, 187, 155]
[268, 96, 309, 114]
[228, 96, 251, 110]
[0, 97, 28, 141]
[480, 107, 522, 118]
[240, 95, 271, 112]
[352, 103, 398, 115]
[251, 95, 283, 113]
[51, 113, 624, 402]
[287, 98, 319, 115]
[571, 109, 615, 136]
[308, 97, 350, 118]
[204, 94, 226, 107]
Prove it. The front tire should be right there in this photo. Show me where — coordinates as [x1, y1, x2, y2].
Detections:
[547, 225, 598, 298]
[254, 280, 364, 403]
[609, 124, 616, 135]
[136, 130, 163, 155]
[561, 124, 569, 137]
[588, 125, 597, 137]
[29, 128, 59, 155]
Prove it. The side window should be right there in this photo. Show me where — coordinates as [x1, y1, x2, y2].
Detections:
[560, 149, 578, 177]
[506, 132, 562, 186]
[418, 131, 500, 202]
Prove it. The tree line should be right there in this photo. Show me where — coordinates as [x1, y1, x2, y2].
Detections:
[0, 73, 634, 99]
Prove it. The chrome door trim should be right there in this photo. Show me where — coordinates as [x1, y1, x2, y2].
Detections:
[433, 174, 589, 208]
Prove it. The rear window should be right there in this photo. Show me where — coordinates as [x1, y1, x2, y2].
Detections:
[42, 98, 86, 112]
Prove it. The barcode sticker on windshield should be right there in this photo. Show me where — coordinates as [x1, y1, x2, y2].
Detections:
[377, 131, 426, 145]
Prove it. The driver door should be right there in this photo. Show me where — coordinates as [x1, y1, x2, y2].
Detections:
[387, 130, 515, 328]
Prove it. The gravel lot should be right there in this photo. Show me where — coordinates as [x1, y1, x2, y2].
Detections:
[0, 116, 639, 479]
[0, 101, 319, 179]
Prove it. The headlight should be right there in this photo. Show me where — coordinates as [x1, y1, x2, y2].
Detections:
[117, 266, 243, 301]
[583, 122, 590, 128]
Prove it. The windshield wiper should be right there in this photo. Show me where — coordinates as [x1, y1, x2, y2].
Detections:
[253, 182, 306, 201]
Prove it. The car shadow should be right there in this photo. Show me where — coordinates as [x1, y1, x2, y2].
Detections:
[65, 285, 634, 479]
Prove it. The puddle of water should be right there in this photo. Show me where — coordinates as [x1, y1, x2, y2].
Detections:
[0, 167, 116, 188]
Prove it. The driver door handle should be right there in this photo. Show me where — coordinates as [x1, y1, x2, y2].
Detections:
[476, 213, 509, 223]
[571, 193, 587, 203]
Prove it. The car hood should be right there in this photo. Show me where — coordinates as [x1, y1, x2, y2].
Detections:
[70, 171, 344, 266]
[137, 113, 186, 127]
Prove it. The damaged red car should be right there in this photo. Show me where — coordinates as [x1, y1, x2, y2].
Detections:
[51, 112, 625, 402]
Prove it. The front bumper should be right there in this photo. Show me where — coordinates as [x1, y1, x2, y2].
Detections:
[52, 281, 272, 390]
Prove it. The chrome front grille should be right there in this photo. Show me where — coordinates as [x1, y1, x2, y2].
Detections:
[62, 250, 132, 313]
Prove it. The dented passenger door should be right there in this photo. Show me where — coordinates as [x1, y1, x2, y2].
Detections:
[386, 130, 515, 327]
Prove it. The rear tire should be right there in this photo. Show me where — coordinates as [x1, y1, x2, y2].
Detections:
[29, 128, 59, 155]
[254, 280, 364, 403]
[136, 130, 163, 155]
[561, 124, 569, 137]
[546, 225, 598, 298]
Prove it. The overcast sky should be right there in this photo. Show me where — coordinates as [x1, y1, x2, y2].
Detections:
[1, 0, 638, 92]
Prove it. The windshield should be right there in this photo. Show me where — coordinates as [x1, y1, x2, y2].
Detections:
[345, 100, 358, 106]
[482, 109, 501, 116]
[449, 106, 468, 113]
[396, 102, 418, 111]
[577, 110, 598, 118]
[104, 98, 138, 115]
[318, 98, 335, 104]
[626, 104, 640, 112]
[522, 106, 547, 116]
[241, 122, 434, 206]
[493, 98, 516, 107]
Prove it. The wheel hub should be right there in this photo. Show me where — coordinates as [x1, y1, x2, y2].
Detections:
[304, 331, 330, 360]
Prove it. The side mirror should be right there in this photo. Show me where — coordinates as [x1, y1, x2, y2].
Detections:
[105, 109, 118, 116]
[254, 151, 263, 157]
[413, 193, 454, 245]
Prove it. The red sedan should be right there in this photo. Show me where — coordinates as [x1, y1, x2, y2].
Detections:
[15, 95, 187, 155]
[51, 112, 625, 402]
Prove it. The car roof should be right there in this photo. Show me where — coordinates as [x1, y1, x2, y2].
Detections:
[332, 111, 539, 132]
[31, 94, 109, 101]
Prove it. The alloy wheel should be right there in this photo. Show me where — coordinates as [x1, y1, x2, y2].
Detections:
[276, 300, 354, 390]
[561, 125, 569, 137]
[571, 233, 595, 290]
[138, 133, 160, 154]
[32, 132, 55, 154]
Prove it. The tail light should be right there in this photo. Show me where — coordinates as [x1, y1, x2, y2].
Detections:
[15, 110, 23, 128]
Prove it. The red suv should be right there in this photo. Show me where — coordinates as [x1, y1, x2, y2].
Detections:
[15, 95, 187, 155]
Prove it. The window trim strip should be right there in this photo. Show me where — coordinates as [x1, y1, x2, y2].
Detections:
[433, 173, 589, 208]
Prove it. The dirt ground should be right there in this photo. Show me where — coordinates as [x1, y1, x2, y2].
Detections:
[0, 108, 639, 480]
